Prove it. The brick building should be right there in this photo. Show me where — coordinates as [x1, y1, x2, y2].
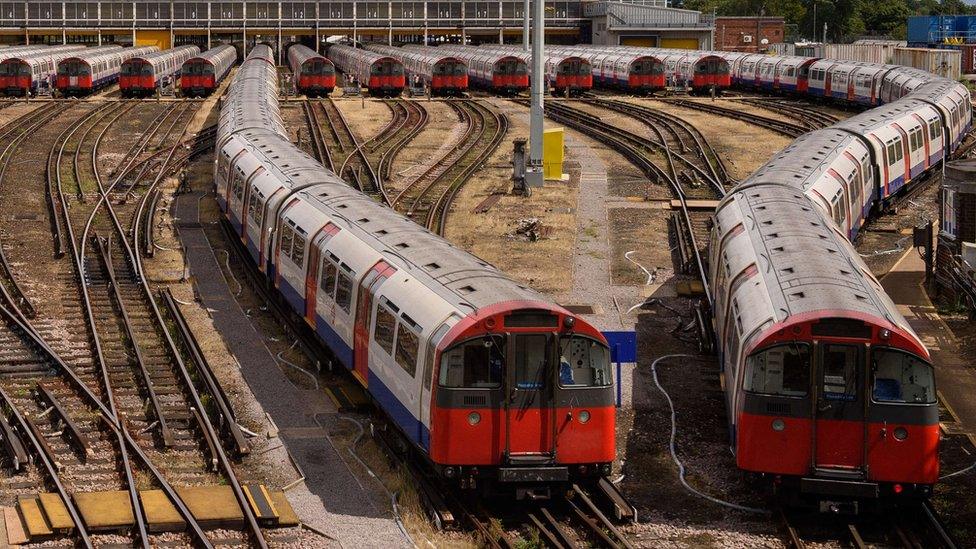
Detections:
[714, 16, 784, 52]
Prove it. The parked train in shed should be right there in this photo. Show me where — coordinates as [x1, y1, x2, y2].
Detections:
[365, 44, 468, 96]
[0, 44, 89, 96]
[57, 45, 159, 96]
[326, 44, 405, 97]
[180, 44, 237, 97]
[287, 44, 336, 97]
[705, 48, 972, 511]
[120, 45, 199, 97]
[219, 45, 616, 499]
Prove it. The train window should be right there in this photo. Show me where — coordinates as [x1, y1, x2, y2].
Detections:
[374, 303, 397, 356]
[886, 142, 898, 166]
[743, 344, 809, 397]
[439, 337, 504, 389]
[336, 272, 353, 313]
[821, 344, 858, 401]
[871, 349, 935, 404]
[514, 334, 549, 390]
[424, 324, 452, 390]
[279, 225, 294, 259]
[557, 336, 611, 388]
[929, 121, 941, 140]
[291, 234, 306, 266]
[395, 323, 419, 377]
[321, 261, 338, 297]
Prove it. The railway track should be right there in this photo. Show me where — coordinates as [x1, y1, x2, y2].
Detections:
[660, 97, 809, 138]
[0, 100, 280, 547]
[319, 98, 381, 194]
[583, 97, 734, 190]
[732, 97, 841, 130]
[780, 502, 957, 549]
[527, 98, 719, 302]
[390, 99, 507, 234]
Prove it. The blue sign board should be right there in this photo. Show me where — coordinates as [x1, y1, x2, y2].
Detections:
[603, 331, 637, 363]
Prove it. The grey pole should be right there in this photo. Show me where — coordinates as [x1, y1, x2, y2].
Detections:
[525, 0, 544, 186]
[522, 0, 530, 51]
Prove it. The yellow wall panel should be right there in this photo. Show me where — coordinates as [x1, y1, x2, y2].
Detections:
[135, 30, 171, 50]
[660, 38, 700, 49]
[620, 36, 655, 47]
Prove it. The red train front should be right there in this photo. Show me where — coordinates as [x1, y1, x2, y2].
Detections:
[691, 55, 731, 94]
[627, 56, 665, 95]
[367, 57, 405, 97]
[56, 58, 93, 95]
[430, 57, 468, 96]
[491, 56, 528, 96]
[734, 313, 938, 511]
[552, 57, 592, 96]
[119, 58, 155, 96]
[0, 59, 32, 97]
[429, 305, 615, 498]
[180, 59, 214, 96]
[296, 58, 335, 97]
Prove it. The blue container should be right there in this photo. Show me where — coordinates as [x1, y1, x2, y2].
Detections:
[957, 15, 976, 43]
[908, 15, 958, 46]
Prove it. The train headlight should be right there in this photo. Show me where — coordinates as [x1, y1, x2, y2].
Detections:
[578, 410, 591, 424]
[771, 419, 786, 432]
[467, 412, 481, 426]
[444, 467, 456, 478]
[894, 427, 908, 441]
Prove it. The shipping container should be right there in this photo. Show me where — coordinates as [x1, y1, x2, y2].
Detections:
[908, 15, 958, 46]
[893, 47, 961, 79]
[961, 44, 976, 74]
[768, 43, 795, 56]
[822, 43, 901, 63]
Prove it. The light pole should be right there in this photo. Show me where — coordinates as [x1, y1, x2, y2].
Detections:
[523, 0, 530, 51]
[525, 0, 545, 187]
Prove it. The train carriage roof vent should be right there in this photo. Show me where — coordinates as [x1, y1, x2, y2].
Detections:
[358, 218, 369, 223]
[424, 262, 440, 270]
[458, 285, 475, 294]
[772, 247, 784, 252]
[375, 229, 388, 235]
[789, 292, 805, 300]
[396, 242, 409, 249]
[781, 267, 794, 274]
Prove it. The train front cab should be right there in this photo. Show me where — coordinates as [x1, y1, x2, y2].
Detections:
[553, 57, 592, 96]
[430, 307, 615, 498]
[120, 59, 155, 97]
[181, 59, 215, 97]
[0, 59, 31, 97]
[431, 57, 467, 96]
[691, 55, 730, 95]
[367, 57, 404, 97]
[735, 315, 938, 512]
[297, 57, 336, 97]
[491, 56, 528, 96]
[627, 56, 665, 94]
[57, 58, 94, 95]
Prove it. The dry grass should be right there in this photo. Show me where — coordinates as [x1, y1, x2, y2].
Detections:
[385, 99, 461, 199]
[334, 97, 394, 143]
[443, 99, 578, 295]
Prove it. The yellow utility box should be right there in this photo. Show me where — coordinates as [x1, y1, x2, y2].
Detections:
[660, 38, 700, 49]
[135, 30, 172, 50]
[543, 127, 565, 180]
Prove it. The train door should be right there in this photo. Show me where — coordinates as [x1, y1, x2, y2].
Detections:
[813, 343, 866, 473]
[353, 260, 396, 386]
[503, 332, 557, 462]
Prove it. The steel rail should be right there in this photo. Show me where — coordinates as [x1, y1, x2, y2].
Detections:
[660, 98, 808, 138]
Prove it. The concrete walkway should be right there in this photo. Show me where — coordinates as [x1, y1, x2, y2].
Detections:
[173, 191, 409, 548]
[882, 249, 976, 446]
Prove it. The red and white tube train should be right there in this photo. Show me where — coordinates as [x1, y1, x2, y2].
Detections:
[365, 44, 468, 96]
[219, 45, 615, 498]
[548, 46, 664, 94]
[56, 45, 159, 96]
[326, 44, 405, 97]
[483, 44, 593, 96]
[411, 44, 528, 95]
[709, 50, 971, 511]
[180, 44, 237, 97]
[0, 44, 89, 96]
[119, 45, 200, 97]
[287, 44, 336, 97]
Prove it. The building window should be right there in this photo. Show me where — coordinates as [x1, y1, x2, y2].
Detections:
[942, 187, 957, 238]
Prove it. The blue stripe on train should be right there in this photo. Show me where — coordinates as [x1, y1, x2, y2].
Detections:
[368, 369, 430, 449]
